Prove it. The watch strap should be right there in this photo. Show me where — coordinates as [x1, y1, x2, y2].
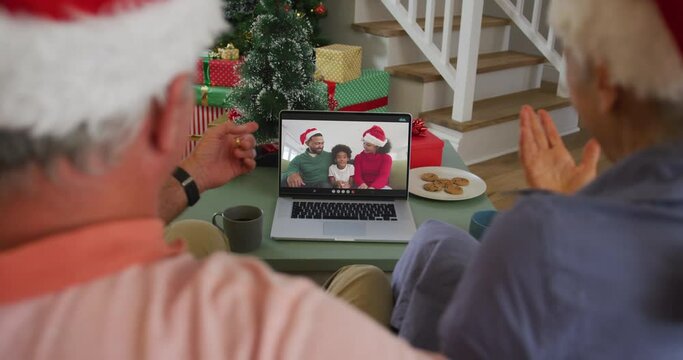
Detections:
[172, 167, 200, 206]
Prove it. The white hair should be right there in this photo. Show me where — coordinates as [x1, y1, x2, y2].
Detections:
[549, 0, 683, 103]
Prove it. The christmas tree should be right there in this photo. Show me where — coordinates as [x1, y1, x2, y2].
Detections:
[216, 0, 328, 55]
[227, 0, 327, 143]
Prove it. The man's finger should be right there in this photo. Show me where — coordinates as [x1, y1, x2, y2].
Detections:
[228, 121, 259, 135]
[234, 148, 257, 159]
[242, 158, 257, 171]
[234, 135, 256, 150]
[210, 121, 258, 137]
[538, 110, 562, 148]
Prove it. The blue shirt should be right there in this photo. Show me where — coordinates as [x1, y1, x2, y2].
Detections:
[438, 140, 683, 358]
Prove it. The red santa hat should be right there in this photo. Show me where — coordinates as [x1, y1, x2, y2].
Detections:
[363, 125, 387, 147]
[549, 0, 683, 102]
[300, 128, 322, 145]
[653, 0, 683, 56]
[0, 0, 227, 139]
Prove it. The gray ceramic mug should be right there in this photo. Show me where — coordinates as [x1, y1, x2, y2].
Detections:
[212, 205, 263, 253]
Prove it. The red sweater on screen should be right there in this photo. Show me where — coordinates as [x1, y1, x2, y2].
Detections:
[354, 152, 393, 189]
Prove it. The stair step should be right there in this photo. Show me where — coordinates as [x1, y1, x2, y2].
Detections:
[385, 51, 546, 82]
[420, 83, 571, 132]
[352, 15, 510, 37]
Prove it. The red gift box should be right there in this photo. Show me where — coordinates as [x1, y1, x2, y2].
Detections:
[195, 58, 241, 87]
[183, 106, 228, 159]
[410, 130, 444, 169]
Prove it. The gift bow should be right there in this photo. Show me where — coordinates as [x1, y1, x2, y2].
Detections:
[228, 108, 242, 121]
[412, 118, 428, 136]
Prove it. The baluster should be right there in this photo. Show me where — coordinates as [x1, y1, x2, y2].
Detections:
[408, 0, 417, 23]
[516, 0, 525, 13]
[557, 56, 569, 98]
[531, 0, 542, 30]
[452, 0, 483, 122]
[424, 0, 436, 43]
[547, 27, 555, 49]
[441, 0, 455, 64]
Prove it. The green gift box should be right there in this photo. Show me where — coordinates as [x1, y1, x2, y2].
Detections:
[194, 85, 234, 108]
[324, 69, 389, 112]
[187, 85, 235, 158]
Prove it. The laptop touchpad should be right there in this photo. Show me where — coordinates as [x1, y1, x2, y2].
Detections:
[323, 222, 366, 237]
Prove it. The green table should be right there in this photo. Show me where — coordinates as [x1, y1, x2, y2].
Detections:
[177, 142, 494, 272]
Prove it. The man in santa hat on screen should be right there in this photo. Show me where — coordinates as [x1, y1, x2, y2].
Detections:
[283, 127, 334, 188]
[392, 0, 683, 358]
[0, 1, 441, 359]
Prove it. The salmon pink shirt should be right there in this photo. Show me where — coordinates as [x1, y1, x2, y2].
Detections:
[0, 219, 441, 360]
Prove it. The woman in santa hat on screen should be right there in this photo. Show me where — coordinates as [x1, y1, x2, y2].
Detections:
[354, 125, 393, 190]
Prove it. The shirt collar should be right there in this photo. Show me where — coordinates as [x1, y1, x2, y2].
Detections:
[0, 219, 184, 305]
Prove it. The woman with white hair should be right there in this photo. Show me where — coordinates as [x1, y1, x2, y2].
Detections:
[392, 0, 683, 357]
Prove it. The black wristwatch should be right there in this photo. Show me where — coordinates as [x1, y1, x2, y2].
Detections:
[172, 167, 200, 206]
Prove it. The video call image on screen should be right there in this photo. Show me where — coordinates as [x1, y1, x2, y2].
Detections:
[280, 119, 410, 193]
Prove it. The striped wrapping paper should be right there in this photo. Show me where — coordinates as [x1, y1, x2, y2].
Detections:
[183, 105, 228, 159]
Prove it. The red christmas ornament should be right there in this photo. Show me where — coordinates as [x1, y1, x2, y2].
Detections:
[312, 2, 326, 16]
[228, 108, 242, 121]
[283, 3, 291, 12]
[411, 118, 428, 136]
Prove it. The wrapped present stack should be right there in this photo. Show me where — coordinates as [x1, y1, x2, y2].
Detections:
[315, 44, 389, 113]
[410, 119, 444, 168]
[187, 44, 241, 158]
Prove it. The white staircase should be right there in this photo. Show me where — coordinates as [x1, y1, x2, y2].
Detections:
[319, 0, 579, 165]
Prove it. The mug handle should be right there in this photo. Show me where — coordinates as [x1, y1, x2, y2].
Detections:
[211, 212, 224, 232]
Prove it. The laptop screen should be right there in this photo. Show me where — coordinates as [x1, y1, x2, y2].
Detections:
[279, 111, 412, 199]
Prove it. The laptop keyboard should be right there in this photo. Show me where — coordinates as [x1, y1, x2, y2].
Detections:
[291, 201, 398, 221]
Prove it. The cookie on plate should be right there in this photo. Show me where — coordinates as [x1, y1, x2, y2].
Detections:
[445, 184, 464, 195]
[435, 178, 451, 186]
[423, 182, 444, 192]
[452, 177, 470, 186]
[420, 172, 439, 182]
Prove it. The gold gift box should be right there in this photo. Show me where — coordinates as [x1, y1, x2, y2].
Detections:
[218, 43, 239, 60]
[315, 44, 362, 83]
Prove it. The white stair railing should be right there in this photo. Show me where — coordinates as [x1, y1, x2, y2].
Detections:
[381, 0, 484, 122]
[493, 0, 567, 96]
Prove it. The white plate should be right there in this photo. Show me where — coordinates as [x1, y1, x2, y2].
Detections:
[409, 166, 487, 201]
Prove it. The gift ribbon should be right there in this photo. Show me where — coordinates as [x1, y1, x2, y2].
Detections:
[412, 118, 428, 136]
[339, 97, 388, 112]
[325, 80, 388, 112]
[200, 85, 209, 107]
[325, 80, 339, 110]
[202, 57, 211, 86]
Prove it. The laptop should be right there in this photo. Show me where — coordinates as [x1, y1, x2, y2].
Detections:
[271, 110, 417, 242]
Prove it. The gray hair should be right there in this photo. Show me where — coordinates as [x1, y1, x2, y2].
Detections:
[0, 112, 143, 186]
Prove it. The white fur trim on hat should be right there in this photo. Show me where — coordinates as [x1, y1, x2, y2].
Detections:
[0, 0, 227, 139]
[363, 128, 387, 147]
[300, 128, 322, 145]
[549, 0, 683, 103]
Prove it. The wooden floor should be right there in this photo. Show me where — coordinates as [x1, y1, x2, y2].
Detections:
[468, 129, 613, 210]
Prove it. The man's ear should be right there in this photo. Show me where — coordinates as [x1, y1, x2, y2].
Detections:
[146, 73, 193, 156]
[594, 62, 619, 115]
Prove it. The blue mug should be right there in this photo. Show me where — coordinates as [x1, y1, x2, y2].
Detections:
[469, 210, 498, 240]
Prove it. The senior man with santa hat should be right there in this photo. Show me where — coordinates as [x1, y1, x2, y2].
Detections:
[392, 0, 683, 358]
[0, 0, 442, 359]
